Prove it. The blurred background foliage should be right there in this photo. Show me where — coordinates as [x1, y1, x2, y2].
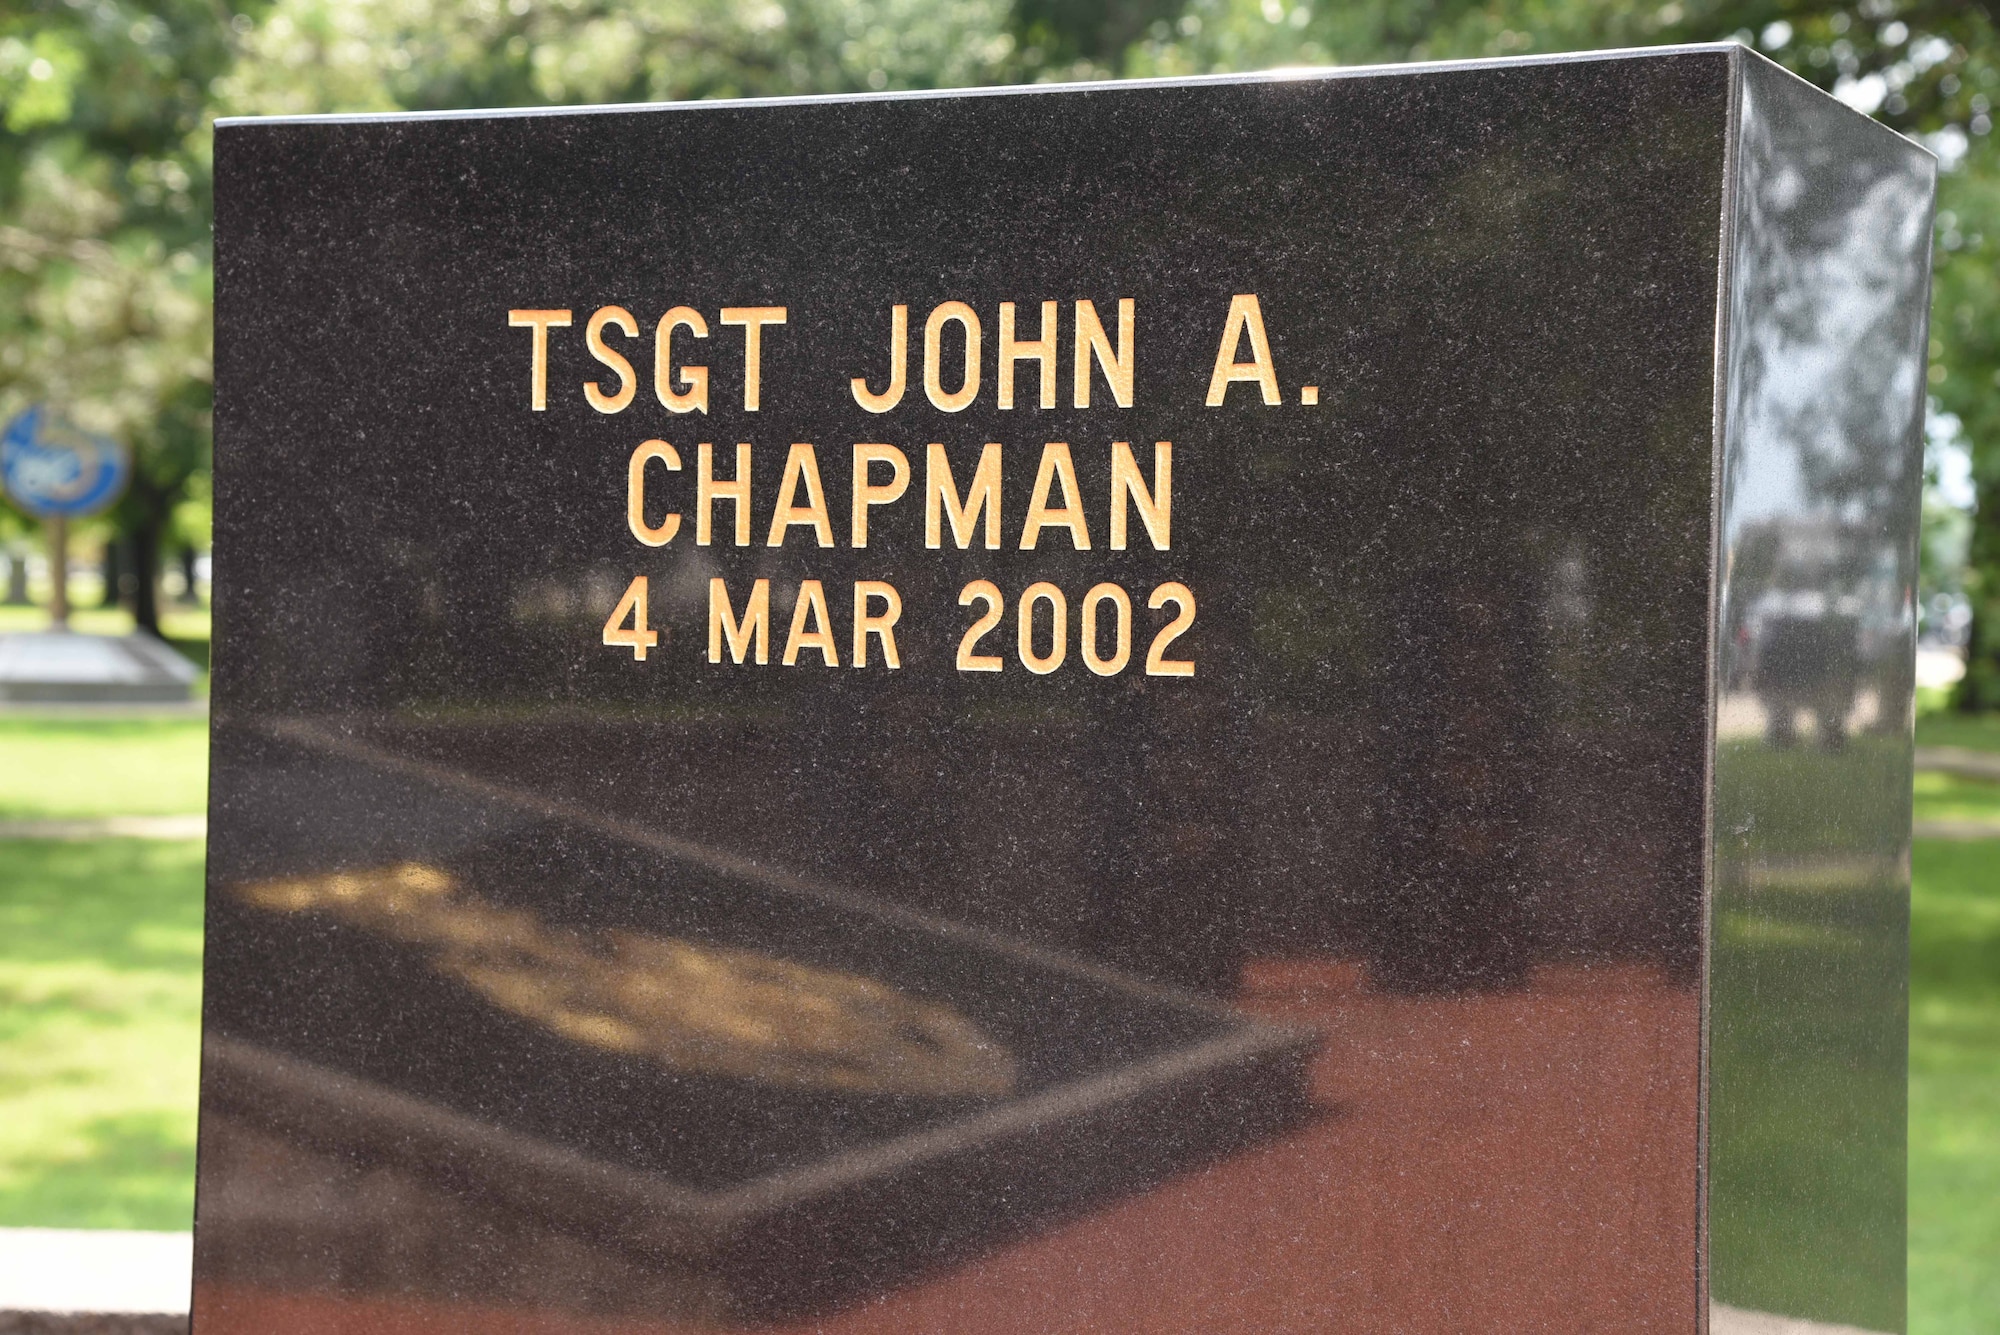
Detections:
[0, 0, 1997, 653]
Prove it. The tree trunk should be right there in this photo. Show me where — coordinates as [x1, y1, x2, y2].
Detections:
[101, 536, 125, 609]
[1956, 489, 2000, 711]
[3, 549, 27, 605]
[131, 515, 162, 637]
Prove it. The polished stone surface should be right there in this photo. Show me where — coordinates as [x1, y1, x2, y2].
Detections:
[202, 46, 1928, 1332]
[1707, 55, 1932, 1333]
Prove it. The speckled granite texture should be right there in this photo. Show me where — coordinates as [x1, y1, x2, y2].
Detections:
[200, 45, 1930, 1332]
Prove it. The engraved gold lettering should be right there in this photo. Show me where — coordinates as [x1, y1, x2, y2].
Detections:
[1018, 581, 1067, 674]
[1146, 581, 1196, 676]
[1081, 582, 1132, 676]
[767, 443, 834, 548]
[626, 440, 682, 546]
[508, 308, 572, 411]
[850, 444, 910, 548]
[853, 581, 903, 669]
[923, 301, 981, 412]
[998, 300, 1058, 410]
[1110, 440, 1171, 551]
[1019, 442, 1090, 550]
[696, 442, 752, 547]
[654, 306, 710, 414]
[709, 577, 770, 664]
[925, 443, 1002, 550]
[603, 576, 658, 660]
[584, 306, 638, 413]
[1205, 294, 1280, 406]
[782, 579, 840, 667]
[956, 580, 1004, 672]
[720, 306, 787, 411]
[852, 304, 909, 413]
[1072, 298, 1134, 409]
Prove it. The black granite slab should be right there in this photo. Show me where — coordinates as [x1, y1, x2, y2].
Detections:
[202, 46, 1930, 1333]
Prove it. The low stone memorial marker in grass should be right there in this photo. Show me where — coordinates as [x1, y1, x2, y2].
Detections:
[199, 45, 1931, 1333]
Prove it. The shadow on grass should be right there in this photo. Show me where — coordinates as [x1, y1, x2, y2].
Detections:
[0, 837, 205, 1231]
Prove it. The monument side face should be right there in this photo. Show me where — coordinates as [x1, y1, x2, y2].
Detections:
[1706, 53, 1933, 1335]
[203, 52, 1749, 1331]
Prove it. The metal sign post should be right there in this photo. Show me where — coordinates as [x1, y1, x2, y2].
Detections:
[48, 514, 68, 628]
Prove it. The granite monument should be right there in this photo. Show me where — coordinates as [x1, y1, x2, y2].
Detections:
[199, 44, 1932, 1333]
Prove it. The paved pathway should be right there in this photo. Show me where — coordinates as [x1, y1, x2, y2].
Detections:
[0, 1229, 188, 1316]
[1914, 817, 2000, 840]
[0, 816, 205, 841]
[1915, 744, 2000, 781]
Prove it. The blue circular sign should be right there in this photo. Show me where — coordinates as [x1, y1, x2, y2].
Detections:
[0, 406, 130, 519]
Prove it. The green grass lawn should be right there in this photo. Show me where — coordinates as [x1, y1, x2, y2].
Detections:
[0, 603, 211, 644]
[0, 838, 204, 1229]
[0, 716, 208, 819]
[1915, 770, 2000, 824]
[1912, 725, 2000, 1335]
[1910, 837, 2000, 1334]
[0, 714, 209, 1228]
[1917, 712, 2000, 755]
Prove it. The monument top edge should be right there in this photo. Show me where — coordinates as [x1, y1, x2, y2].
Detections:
[214, 40, 1749, 131]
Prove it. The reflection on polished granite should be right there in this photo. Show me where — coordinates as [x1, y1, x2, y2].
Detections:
[235, 862, 1021, 1098]
[1707, 54, 1931, 1332]
[194, 962, 1694, 1332]
[204, 44, 1929, 1333]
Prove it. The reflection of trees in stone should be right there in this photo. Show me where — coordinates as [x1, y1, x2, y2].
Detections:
[1720, 62, 1931, 750]
[1706, 60, 1929, 1328]
[1725, 69, 1932, 536]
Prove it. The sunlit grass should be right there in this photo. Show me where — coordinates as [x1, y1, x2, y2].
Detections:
[1910, 837, 2000, 1335]
[1916, 712, 2000, 756]
[0, 716, 209, 819]
[0, 838, 204, 1230]
[1913, 770, 2000, 824]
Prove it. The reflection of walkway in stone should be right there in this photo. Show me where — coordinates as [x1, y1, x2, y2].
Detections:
[1715, 689, 1885, 743]
[0, 816, 205, 841]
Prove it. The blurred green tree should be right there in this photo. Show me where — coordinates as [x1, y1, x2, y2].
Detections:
[212, 0, 1032, 114]
[0, 1, 245, 635]
[0, 0, 1049, 634]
